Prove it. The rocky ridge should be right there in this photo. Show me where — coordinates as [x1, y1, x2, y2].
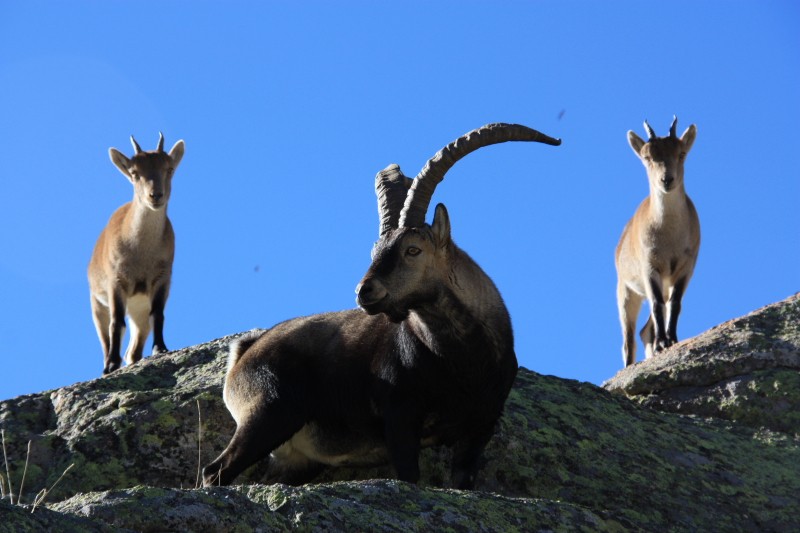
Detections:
[0, 293, 798, 532]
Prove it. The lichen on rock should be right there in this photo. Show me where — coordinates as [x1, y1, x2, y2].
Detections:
[1, 297, 799, 531]
[604, 292, 800, 435]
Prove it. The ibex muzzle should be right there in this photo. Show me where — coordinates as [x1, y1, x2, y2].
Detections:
[203, 123, 559, 489]
[356, 215, 448, 322]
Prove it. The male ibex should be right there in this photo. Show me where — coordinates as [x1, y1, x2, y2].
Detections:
[615, 117, 699, 367]
[88, 133, 185, 375]
[203, 123, 560, 488]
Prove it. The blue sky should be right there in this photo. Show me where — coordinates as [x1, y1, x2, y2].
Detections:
[1, 2, 798, 399]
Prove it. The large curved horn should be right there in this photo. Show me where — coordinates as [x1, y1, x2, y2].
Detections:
[156, 132, 165, 152]
[643, 120, 657, 140]
[375, 164, 413, 237]
[130, 135, 143, 154]
[669, 116, 678, 138]
[398, 123, 561, 228]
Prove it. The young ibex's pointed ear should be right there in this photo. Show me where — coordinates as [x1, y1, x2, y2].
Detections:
[431, 203, 451, 248]
[168, 140, 185, 169]
[680, 125, 697, 154]
[109, 148, 133, 180]
[627, 130, 646, 158]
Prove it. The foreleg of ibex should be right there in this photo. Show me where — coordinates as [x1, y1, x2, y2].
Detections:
[450, 426, 496, 490]
[643, 274, 668, 357]
[107, 291, 127, 374]
[150, 282, 170, 355]
[665, 276, 688, 345]
[640, 274, 690, 358]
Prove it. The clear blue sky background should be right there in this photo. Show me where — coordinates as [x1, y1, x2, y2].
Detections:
[1, 2, 797, 400]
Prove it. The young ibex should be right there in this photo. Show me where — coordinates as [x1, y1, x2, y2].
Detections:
[203, 123, 560, 489]
[88, 133, 185, 375]
[615, 117, 699, 367]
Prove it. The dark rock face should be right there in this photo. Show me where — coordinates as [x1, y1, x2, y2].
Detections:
[1, 296, 799, 532]
[604, 292, 800, 434]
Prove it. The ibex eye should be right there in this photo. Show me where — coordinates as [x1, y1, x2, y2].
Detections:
[406, 246, 421, 256]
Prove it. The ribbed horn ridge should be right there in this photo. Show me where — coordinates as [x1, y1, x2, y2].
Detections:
[669, 116, 678, 138]
[130, 135, 143, 154]
[375, 164, 413, 237]
[643, 120, 657, 140]
[156, 132, 165, 152]
[398, 123, 561, 228]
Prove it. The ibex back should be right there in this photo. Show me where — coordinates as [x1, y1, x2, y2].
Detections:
[203, 123, 560, 488]
[88, 133, 185, 375]
[615, 117, 699, 367]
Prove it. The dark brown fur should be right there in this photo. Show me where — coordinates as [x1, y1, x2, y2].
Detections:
[203, 205, 518, 489]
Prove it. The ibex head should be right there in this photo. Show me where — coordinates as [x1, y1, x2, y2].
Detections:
[109, 133, 185, 210]
[628, 116, 696, 194]
[356, 123, 560, 322]
[357, 203, 452, 322]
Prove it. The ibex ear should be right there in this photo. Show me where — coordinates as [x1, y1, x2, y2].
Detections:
[627, 131, 646, 158]
[680, 125, 697, 154]
[431, 203, 451, 248]
[109, 148, 133, 181]
[169, 140, 185, 169]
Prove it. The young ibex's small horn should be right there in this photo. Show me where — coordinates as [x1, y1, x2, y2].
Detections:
[669, 116, 678, 138]
[130, 135, 143, 154]
[643, 120, 657, 140]
[157, 132, 165, 152]
[398, 123, 561, 229]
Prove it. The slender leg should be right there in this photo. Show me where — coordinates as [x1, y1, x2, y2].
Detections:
[91, 296, 111, 368]
[640, 316, 655, 358]
[617, 281, 643, 367]
[665, 277, 688, 345]
[105, 291, 126, 374]
[645, 275, 669, 353]
[384, 402, 423, 483]
[151, 283, 169, 354]
[451, 427, 494, 490]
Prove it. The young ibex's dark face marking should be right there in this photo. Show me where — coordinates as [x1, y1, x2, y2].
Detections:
[628, 119, 695, 196]
[638, 137, 686, 194]
[127, 152, 175, 210]
[110, 150, 177, 211]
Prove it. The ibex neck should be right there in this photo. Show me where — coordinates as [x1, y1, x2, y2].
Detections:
[124, 198, 168, 240]
[648, 183, 688, 219]
[409, 250, 511, 359]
